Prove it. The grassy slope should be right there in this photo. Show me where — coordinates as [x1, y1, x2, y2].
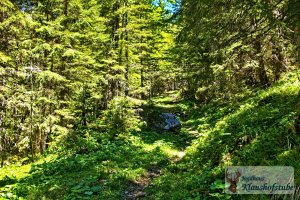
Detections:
[145, 71, 300, 199]
[0, 71, 300, 199]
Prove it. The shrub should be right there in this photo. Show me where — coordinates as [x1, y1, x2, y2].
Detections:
[102, 97, 140, 135]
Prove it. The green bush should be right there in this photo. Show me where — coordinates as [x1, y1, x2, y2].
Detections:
[102, 97, 140, 135]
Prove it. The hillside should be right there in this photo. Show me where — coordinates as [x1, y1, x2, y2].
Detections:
[1, 71, 299, 199]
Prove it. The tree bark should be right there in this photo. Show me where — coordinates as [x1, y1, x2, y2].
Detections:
[296, 21, 300, 66]
[124, 9, 129, 96]
[64, 0, 68, 16]
[272, 47, 286, 81]
[81, 85, 87, 126]
[254, 39, 269, 87]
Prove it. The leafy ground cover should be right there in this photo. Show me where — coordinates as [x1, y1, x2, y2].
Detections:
[1, 71, 300, 200]
[144, 71, 300, 199]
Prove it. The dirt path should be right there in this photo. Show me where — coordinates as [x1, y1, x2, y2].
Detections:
[124, 151, 185, 200]
[124, 166, 161, 200]
[124, 96, 196, 199]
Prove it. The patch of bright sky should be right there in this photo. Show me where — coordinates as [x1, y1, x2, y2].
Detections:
[152, 0, 180, 13]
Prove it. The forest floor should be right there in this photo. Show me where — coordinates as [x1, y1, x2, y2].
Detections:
[1, 71, 300, 200]
[0, 94, 199, 200]
[123, 94, 199, 199]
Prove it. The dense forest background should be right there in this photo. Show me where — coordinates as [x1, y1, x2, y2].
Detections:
[0, 0, 300, 199]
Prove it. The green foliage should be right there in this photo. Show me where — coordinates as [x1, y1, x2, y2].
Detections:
[144, 71, 300, 199]
[1, 0, 300, 199]
[0, 175, 17, 187]
[195, 86, 215, 103]
[1, 72, 300, 199]
[0, 129, 190, 199]
[177, 0, 299, 100]
[102, 97, 140, 135]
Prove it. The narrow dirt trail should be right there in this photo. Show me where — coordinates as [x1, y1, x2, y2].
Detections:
[124, 166, 161, 200]
[123, 95, 198, 199]
[124, 151, 185, 200]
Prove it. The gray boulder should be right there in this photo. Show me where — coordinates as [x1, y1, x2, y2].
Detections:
[157, 113, 181, 131]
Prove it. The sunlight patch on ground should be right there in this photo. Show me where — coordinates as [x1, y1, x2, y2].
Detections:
[0, 164, 31, 181]
[173, 151, 185, 159]
[0, 154, 57, 181]
[128, 135, 183, 158]
[144, 140, 182, 158]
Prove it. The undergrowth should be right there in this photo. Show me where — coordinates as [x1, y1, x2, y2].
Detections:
[144, 71, 300, 199]
[0, 71, 299, 199]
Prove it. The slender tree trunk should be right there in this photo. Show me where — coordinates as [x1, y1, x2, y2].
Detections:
[29, 70, 35, 161]
[81, 85, 87, 126]
[64, 0, 68, 16]
[255, 39, 269, 87]
[113, 1, 120, 49]
[1, 156, 4, 167]
[119, 13, 123, 66]
[140, 69, 144, 88]
[273, 47, 286, 81]
[40, 130, 46, 154]
[124, 10, 129, 96]
[140, 66, 145, 99]
[296, 21, 300, 66]
[110, 1, 120, 99]
[139, 26, 145, 99]
[124, 46, 129, 96]
[140, 56, 144, 99]
[0, 75, 4, 167]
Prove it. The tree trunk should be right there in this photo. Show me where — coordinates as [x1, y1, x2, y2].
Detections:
[124, 10, 129, 96]
[64, 0, 68, 16]
[113, 1, 120, 49]
[81, 85, 87, 126]
[255, 39, 269, 87]
[140, 69, 144, 88]
[296, 21, 300, 66]
[273, 47, 286, 81]
[140, 67, 146, 100]
[0, 75, 4, 158]
[29, 69, 35, 161]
